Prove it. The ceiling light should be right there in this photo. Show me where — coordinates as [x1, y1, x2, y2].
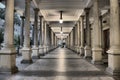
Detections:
[59, 11, 63, 24]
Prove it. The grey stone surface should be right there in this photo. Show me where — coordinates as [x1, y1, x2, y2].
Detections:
[0, 48, 118, 80]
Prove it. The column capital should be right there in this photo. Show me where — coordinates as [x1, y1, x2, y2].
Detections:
[84, 8, 90, 14]
[20, 16, 25, 19]
[34, 8, 39, 12]
[80, 15, 85, 18]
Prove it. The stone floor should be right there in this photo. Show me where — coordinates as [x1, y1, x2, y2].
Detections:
[0, 48, 119, 80]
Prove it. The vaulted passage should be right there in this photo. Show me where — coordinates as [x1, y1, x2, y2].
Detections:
[0, 48, 117, 80]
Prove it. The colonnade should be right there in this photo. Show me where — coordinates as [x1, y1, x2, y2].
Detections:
[0, 0, 57, 74]
[0, 0, 120, 76]
[66, 0, 120, 76]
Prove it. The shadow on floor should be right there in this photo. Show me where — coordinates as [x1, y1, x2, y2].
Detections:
[17, 70, 108, 77]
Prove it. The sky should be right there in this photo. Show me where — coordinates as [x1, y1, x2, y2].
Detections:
[0, 2, 5, 8]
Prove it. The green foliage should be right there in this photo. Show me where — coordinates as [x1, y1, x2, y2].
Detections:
[14, 35, 20, 47]
[0, 8, 21, 26]
[0, 28, 3, 44]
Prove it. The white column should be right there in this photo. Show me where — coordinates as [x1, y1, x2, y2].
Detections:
[0, 0, 18, 73]
[32, 8, 39, 59]
[80, 16, 85, 56]
[21, 0, 32, 63]
[106, 0, 120, 75]
[39, 16, 44, 56]
[92, 0, 102, 64]
[84, 8, 91, 58]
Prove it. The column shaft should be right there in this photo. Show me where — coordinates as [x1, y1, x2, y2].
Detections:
[21, 0, 32, 63]
[92, 0, 102, 64]
[80, 16, 85, 56]
[32, 8, 39, 59]
[106, 0, 120, 75]
[39, 16, 44, 55]
[0, 0, 18, 73]
[84, 8, 91, 58]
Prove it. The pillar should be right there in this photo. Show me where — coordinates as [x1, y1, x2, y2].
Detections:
[80, 16, 85, 56]
[77, 21, 80, 53]
[84, 8, 91, 58]
[43, 21, 47, 53]
[32, 8, 39, 59]
[20, 16, 25, 47]
[21, 0, 32, 63]
[92, 0, 102, 64]
[0, 0, 18, 73]
[106, 0, 120, 75]
[39, 16, 44, 56]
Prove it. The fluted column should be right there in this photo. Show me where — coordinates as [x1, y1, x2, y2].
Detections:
[0, 0, 18, 73]
[20, 16, 25, 47]
[106, 0, 120, 75]
[84, 8, 91, 58]
[32, 8, 39, 59]
[39, 16, 44, 56]
[80, 15, 85, 56]
[21, 0, 32, 63]
[92, 0, 102, 64]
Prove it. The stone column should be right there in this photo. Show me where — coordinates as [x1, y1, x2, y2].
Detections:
[77, 21, 80, 53]
[39, 16, 44, 56]
[0, 0, 18, 73]
[80, 16, 85, 56]
[20, 16, 25, 47]
[43, 21, 47, 53]
[75, 25, 77, 51]
[92, 0, 102, 64]
[32, 8, 39, 59]
[21, 0, 32, 63]
[51, 30, 54, 49]
[84, 8, 91, 58]
[106, 0, 120, 75]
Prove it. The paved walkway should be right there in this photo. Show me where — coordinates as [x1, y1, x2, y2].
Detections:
[0, 48, 118, 80]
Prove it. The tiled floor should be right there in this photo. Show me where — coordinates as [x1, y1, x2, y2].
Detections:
[0, 48, 119, 80]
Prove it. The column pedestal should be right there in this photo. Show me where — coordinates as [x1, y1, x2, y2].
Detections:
[84, 46, 91, 58]
[32, 46, 39, 59]
[77, 46, 80, 54]
[106, 49, 120, 75]
[0, 48, 18, 74]
[92, 48, 103, 64]
[21, 47, 32, 63]
[80, 46, 84, 56]
[39, 45, 44, 56]
[43, 46, 47, 54]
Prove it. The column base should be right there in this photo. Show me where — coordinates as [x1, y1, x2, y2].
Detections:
[92, 47, 103, 64]
[0, 48, 18, 74]
[106, 49, 120, 75]
[21, 47, 32, 64]
[77, 46, 80, 54]
[106, 67, 120, 76]
[39, 46, 44, 56]
[91, 60, 103, 64]
[84, 46, 91, 58]
[43, 46, 47, 54]
[32, 46, 39, 59]
[21, 59, 33, 64]
[80, 46, 84, 56]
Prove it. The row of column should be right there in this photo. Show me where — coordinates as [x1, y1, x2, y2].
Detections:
[66, 0, 120, 75]
[0, 0, 58, 74]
